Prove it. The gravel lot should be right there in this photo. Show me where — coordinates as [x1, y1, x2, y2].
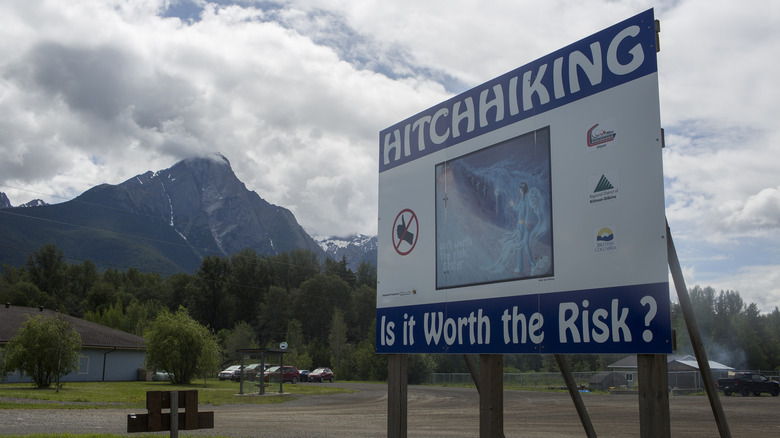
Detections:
[2, 382, 779, 437]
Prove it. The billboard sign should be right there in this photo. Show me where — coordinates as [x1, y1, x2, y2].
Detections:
[377, 9, 671, 354]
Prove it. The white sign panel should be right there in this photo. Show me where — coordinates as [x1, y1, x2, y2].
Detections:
[377, 9, 671, 354]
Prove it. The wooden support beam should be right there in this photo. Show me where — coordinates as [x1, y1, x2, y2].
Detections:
[387, 354, 408, 438]
[667, 220, 732, 437]
[555, 354, 597, 438]
[637, 354, 670, 438]
[479, 354, 504, 438]
[463, 354, 480, 393]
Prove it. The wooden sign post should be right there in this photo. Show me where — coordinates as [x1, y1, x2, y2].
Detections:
[127, 390, 214, 437]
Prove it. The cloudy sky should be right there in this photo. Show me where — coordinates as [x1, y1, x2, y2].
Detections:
[1, 0, 779, 310]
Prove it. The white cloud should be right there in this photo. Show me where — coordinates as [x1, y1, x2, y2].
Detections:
[721, 186, 780, 231]
[0, 0, 450, 236]
[1, 0, 779, 310]
[706, 265, 780, 313]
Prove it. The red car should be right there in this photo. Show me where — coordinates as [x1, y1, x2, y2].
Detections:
[308, 367, 334, 383]
[263, 365, 301, 384]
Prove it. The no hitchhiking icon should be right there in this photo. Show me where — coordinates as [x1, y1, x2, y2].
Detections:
[392, 208, 419, 255]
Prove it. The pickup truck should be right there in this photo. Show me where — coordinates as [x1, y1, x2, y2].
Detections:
[716, 372, 780, 396]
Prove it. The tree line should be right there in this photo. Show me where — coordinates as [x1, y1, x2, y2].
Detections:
[2, 244, 779, 383]
[1, 243, 385, 381]
[671, 286, 780, 371]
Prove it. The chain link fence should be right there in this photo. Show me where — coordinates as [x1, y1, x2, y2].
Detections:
[429, 369, 779, 391]
[429, 372, 600, 389]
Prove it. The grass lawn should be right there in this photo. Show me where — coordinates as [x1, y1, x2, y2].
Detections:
[0, 378, 350, 410]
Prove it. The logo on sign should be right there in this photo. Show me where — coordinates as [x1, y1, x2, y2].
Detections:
[587, 119, 617, 148]
[594, 226, 617, 253]
[589, 172, 619, 204]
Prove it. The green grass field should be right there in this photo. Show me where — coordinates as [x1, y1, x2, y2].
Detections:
[0, 378, 349, 410]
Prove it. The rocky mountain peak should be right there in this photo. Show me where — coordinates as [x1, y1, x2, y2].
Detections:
[75, 153, 323, 261]
[0, 155, 375, 273]
[20, 199, 47, 208]
[0, 192, 11, 209]
[0, 192, 48, 209]
[315, 234, 377, 268]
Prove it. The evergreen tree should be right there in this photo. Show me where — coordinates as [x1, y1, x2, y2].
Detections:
[228, 249, 265, 325]
[83, 298, 126, 330]
[284, 319, 306, 369]
[190, 255, 233, 331]
[219, 321, 258, 365]
[355, 261, 377, 288]
[346, 284, 376, 343]
[26, 244, 68, 310]
[294, 274, 350, 343]
[257, 286, 290, 344]
[328, 309, 349, 376]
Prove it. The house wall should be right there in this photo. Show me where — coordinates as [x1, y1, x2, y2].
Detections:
[609, 368, 638, 388]
[2, 348, 145, 384]
[589, 372, 628, 391]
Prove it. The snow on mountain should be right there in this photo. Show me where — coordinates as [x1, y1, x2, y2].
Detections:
[20, 199, 47, 208]
[315, 234, 377, 268]
[0, 193, 48, 209]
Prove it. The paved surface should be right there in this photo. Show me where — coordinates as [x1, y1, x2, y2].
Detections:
[1, 382, 779, 437]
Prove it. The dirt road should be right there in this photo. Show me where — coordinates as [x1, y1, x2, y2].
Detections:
[2, 382, 778, 437]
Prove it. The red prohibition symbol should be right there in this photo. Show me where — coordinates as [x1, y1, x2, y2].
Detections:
[392, 208, 419, 255]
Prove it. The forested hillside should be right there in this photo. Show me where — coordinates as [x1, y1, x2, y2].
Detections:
[2, 244, 779, 382]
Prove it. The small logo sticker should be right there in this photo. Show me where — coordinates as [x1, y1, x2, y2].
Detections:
[594, 226, 617, 253]
[587, 118, 617, 149]
[589, 172, 619, 204]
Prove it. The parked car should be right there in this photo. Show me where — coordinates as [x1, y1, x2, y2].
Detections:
[219, 365, 241, 381]
[299, 369, 311, 382]
[152, 371, 173, 382]
[717, 372, 780, 396]
[263, 365, 300, 384]
[231, 363, 265, 381]
[308, 367, 334, 383]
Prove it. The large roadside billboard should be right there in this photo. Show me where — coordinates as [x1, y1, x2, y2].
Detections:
[377, 9, 671, 354]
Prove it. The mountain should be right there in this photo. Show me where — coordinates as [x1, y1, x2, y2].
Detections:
[0, 154, 326, 273]
[0, 192, 11, 209]
[315, 234, 377, 268]
[0, 194, 46, 209]
[20, 199, 47, 208]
